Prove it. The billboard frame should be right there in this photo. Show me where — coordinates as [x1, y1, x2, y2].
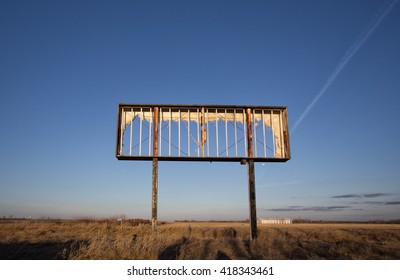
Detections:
[115, 103, 291, 241]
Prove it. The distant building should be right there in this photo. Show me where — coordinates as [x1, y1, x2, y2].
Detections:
[257, 218, 292, 224]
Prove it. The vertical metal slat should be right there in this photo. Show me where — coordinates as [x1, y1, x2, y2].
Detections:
[243, 109, 247, 156]
[216, 109, 219, 157]
[159, 108, 162, 156]
[129, 108, 132, 156]
[253, 109, 257, 157]
[188, 109, 190, 156]
[271, 109, 275, 157]
[120, 107, 125, 155]
[139, 108, 143, 156]
[197, 108, 200, 157]
[262, 110, 266, 158]
[225, 109, 228, 156]
[169, 108, 171, 156]
[234, 109, 238, 157]
[178, 109, 181, 156]
[206, 109, 210, 157]
[279, 110, 284, 158]
[149, 108, 152, 156]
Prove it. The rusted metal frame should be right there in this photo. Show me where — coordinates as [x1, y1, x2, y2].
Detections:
[152, 107, 159, 233]
[116, 104, 290, 161]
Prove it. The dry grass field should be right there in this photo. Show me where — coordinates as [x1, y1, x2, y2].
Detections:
[1, 220, 400, 260]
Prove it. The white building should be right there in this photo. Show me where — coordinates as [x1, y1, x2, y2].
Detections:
[257, 218, 292, 224]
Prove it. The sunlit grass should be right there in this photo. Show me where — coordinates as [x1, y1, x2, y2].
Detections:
[1, 220, 399, 259]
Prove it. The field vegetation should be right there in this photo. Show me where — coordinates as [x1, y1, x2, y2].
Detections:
[1, 219, 400, 260]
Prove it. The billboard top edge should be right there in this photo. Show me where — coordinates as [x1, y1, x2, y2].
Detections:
[117, 103, 288, 110]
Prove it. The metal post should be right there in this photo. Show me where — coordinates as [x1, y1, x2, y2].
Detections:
[152, 107, 159, 233]
[246, 108, 257, 241]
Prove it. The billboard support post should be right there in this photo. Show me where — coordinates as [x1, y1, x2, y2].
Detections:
[246, 108, 257, 240]
[152, 107, 159, 233]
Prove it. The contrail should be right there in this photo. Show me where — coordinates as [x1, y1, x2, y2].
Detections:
[291, 0, 398, 134]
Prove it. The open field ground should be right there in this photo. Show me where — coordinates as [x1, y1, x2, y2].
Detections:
[1, 220, 400, 260]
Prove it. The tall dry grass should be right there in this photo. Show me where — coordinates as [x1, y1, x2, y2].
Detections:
[1, 220, 400, 260]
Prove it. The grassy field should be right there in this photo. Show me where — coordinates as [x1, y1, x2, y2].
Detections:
[1, 220, 400, 260]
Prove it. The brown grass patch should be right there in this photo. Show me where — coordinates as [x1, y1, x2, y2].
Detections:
[1, 220, 399, 260]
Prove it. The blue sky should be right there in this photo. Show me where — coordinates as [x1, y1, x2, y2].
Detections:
[1, 0, 399, 221]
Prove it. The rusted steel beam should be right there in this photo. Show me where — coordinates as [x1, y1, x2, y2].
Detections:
[248, 159, 257, 241]
[153, 107, 159, 157]
[152, 107, 159, 233]
[246, 108, 253, 158]
[201, 107, 206, 157]
[151, 158, 158, 233]
[115, 106, 123, 156]
[246, 108, 257, 241]
[118, 103, 288, 111]
[116, 155, 288, 162]
[283, 109, 291, 159]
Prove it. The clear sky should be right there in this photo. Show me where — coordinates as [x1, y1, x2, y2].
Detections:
[1, 0, 399, 221]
